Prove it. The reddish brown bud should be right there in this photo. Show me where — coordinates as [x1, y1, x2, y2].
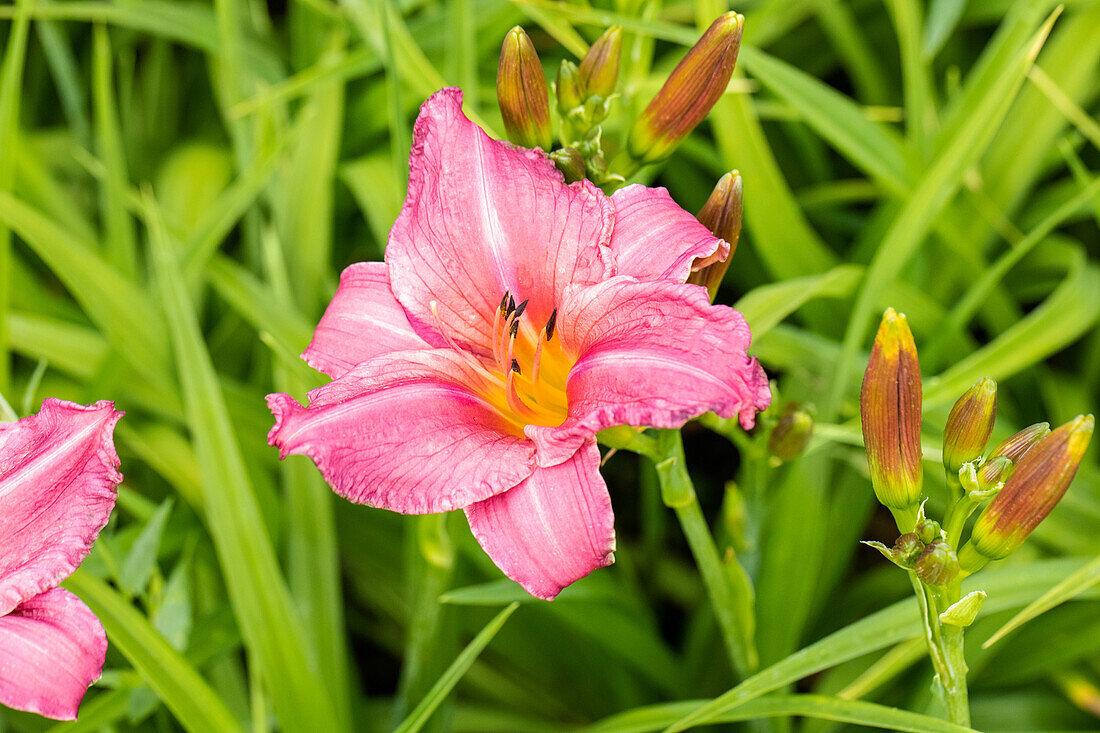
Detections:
[965, 415, 1093, 564]
[497, 27, 553, 150]
[578, 25, 622, 99]
[989, 422, 1051, 462]
[943, 377, 997, 475]
[687, 171, 742, 301]
[860, 309, 923, 510]
[915, 540, 959, 586]
[627, 12, 743, 164]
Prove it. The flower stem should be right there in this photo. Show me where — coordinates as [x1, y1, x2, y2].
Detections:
[653, 429, 758, 678]
[910, 573, 972, 727]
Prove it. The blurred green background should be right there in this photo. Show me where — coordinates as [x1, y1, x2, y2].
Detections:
[0, 0, 1098, 730]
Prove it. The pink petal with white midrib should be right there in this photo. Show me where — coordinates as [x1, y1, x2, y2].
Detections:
[0, 399, 123, 617]
[609, 185, 729, 283]
[268, 349, 537, 514]
[464, 441, 614, 600]
[0, 587, 108, 721]
[386, 88, 614, 357]
[302, 262, 432, 379]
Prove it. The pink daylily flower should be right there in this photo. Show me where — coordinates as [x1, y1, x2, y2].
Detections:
[0, 399, 123, 720]
[268, 88, 769, 600]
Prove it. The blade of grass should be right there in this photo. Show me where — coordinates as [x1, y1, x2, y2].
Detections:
[984, 555, 1100, 649]
[661, 557, 1097, 732]
[734, 265, 863, 339]
[825, 3, 1058, 419]
[0, 0, 33, 395]
[92, 24, 138, 278]
[35, 19, 91, 146]
[394, 602, 520, 733]
[64, 569, 243, 733]
[586, 693, 976, 733]
[145, 193, 343, 733]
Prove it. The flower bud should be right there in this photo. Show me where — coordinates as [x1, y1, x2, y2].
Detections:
[766, 401, 813, 463]
[943, 377, 997, 476]
[860, 308, 923, 510]
[578, 26, 622, 100]
[556, 59, 585, 112]
[966, 415, 1093, 563]
[915, 539, 959, 586]
[687, 171, 742, 300]
[893, 533, 923, 565]
[550, 147, 585, 183]
[627, 12, 743, 164]
[497, 27, 553, 150]
[989, 422, 1050, 462]
[976, 455, 1013, 491]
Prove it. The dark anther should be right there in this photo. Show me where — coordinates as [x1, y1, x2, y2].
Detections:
[506, 294, 517, 316]
[513, 299, 529, 319]
[511, 359, 521, 374]
[509, 320, 519, 338]
[545, 309, 557, 341]
[498, 292, 510, 316]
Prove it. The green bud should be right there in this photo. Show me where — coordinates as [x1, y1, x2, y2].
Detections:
[915, 517, 941, 545]
[497, 27, 553, 150]
[556, 59, 585, 113]
[627, 12, 743, 164]
[549, 147, 585, 182]
[860, 309, 923, 511]
[893, 533, 924, 565]
[578, 26, 622, 100]
[915, 539, 959, 586]
[965, 415, 1093, 565]
[943, 377, 997, 475]
[765, 400, 813, 463]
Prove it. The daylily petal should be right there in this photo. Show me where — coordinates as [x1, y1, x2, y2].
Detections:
[387, 87, 614, 356]
[0, 399, 123, 616]
[528, 277, 770, 464]
[302, 262, 431, 379]
[609, 184, 729, 283]
[464, 440, 614, 600]
[0, 587, 107, 721]
[268, 349, 537, 514]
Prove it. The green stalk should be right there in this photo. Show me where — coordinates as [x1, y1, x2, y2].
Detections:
[911, 574, 971, 727]
[653, 429, 757, 678]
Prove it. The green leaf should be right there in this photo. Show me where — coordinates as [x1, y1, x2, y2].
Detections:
[118, 498, 175, 597]
[145, 194, 343, 733]
[64, 569, 242, 733]
[394, 602, 520, 733]
[983, 555, 1100, 648]
[735, 265, 862, 339]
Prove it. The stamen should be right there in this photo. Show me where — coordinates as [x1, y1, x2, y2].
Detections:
[513, 299, 529, 319]
[430, 301, 504, 386]
[546, 309, 557, 341]
[507, 294, 516, 316]
[511, 359, 521, 374]
[509, 319, 519, 339]
[498, 292, 510, 316]
[531, 326, 546, 385]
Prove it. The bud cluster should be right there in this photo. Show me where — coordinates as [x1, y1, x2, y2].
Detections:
[861, 309, 1093, 585]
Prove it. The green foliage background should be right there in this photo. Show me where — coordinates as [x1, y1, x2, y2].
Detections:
[0, 0, 1098, 730]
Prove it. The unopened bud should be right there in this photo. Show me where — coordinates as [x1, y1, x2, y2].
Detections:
[860, 308, 923, 510]
[943, 377, 997, 475]
[497, 27, 553, 150]
[893, 533, 923, 565]
[627, 12, 743, 164]
[578, 26, 622, 100]
[550, 147, 585, 182]
[915, 540, 959, 586]
[556, 60, 585, 112]
[965, 415, 1093, 564]
[915, 517, 940, 545]
[989, 422, 1050, 462]
[766, 401, 813, 463]
[687, 171, 742, 300]
[976, 455, 1013, 491]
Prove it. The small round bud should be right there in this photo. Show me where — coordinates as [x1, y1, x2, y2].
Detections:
[915, 518, 940, 545]
[766, 401, 813, 462]
[915, 540, 960, 586]
[893, 533, 924, 565]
